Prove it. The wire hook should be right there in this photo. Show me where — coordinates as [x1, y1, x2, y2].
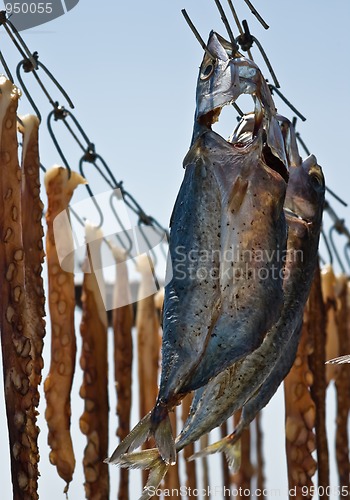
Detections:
[16, 52, 74, 122]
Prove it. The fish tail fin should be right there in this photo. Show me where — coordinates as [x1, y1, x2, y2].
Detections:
[188, 430, 242, 472]
[151, 404, 176, 465]
[116, 449, 169, 500]
[105, 412, 152, 464]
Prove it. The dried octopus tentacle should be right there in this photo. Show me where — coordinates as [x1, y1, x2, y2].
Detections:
[308, 263, 329, 493]
[321, 264, 339, 383]
[43, 165, 86, 492]
[135, 254, 161, 486]
[110, 243, 134, 500]
[284, 307, 317, 499]
[18, 114, 46, 393]
[334, 274, 350, 487]
[0, 76, 40, 500]
[79, 222, 109, 499]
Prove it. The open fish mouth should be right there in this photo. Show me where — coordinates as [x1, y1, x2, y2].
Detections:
[199, 102, 289, 183]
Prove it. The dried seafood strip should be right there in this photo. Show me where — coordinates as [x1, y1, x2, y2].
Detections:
[321, 265, 339, 383]
[0, 76, 39, 500]
[110, 244, 134, 500]
[284, 312, 317, 499]
[18, 114, 46, 393]
[43, 165, 86, 492]
[136, 255, 160, 420]
[308, 263, 329, 494]
[334, 275, 350, 488]
[79, 222, 109, 499]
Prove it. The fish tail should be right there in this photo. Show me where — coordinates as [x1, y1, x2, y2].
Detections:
[150, 403, 176, 465]
[116, 448, 169, 500]
[188, 430, 242, 472]
[105, 412, 152, 464]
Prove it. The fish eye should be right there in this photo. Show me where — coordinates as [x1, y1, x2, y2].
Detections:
[309, 171, 324, 189]
[200, 61, 215, 80]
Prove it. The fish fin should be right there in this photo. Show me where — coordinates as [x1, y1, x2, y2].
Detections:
[105, 412, 152, 464]
[117, 449, 160, 469]
[114, 449, 169, 500]
[188, 432, 241, 472]
[140, 456, 170, 500]
[326, 354, 350, 364]
[224, 438, 241, 472]
[154, 412, 176, 465]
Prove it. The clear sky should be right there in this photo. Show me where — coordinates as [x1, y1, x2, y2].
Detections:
[0, 0, 349, 498]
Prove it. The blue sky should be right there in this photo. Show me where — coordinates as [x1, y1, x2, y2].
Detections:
[0, 0, 349, 498]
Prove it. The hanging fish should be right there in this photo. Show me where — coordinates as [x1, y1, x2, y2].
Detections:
[113, 151, 325, 498]
[187, 154, 325, 462]
[106, 31, 289, 470]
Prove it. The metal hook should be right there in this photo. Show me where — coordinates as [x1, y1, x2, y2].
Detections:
[47, 107, 71, 175]
[181, 9, 216, 60]
[79, 156, 104, 229]
[109, 190, 133, 255]
[213, 0, 238, 51]
[137, 220, 158, 268]
[0, 11, 37, 68]
[268, 85, 306, 121]
[16, 51, 74, 122]
[226, 0, 253, 59]
[234, 20, 279, 87]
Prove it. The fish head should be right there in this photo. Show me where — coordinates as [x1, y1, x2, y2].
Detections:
[284, 155, 325, 225]
[194, 31, 261, 130]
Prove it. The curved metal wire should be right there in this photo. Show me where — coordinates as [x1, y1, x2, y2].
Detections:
[79, 156, 105, 229]
[109, 191, 133, 255]
[137, 220, 158, 268]
[16, 55, 74, 123]
[47, 108, 71, 174]
[344, 243, 350, 271]
[268, 85, 306, 122]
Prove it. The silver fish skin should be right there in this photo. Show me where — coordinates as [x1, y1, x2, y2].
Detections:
[182, 154, 325, 457]
[106, 31, 288, 468]
[193, 32, 288, 167]
[179, 128, 288, 393]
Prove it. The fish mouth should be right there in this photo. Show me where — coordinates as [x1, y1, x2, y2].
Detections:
[199, 104, 289, 183]
[261, 138, 289, 183]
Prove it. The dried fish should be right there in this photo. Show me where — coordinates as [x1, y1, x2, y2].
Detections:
[180, 155, 325, 461]
[106, 32, 290, 469]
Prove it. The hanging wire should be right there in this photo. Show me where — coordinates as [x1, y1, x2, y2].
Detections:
[292, 119, 348, 208]
[268, 85, 306, 121]
[242, 0, 269, 30]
